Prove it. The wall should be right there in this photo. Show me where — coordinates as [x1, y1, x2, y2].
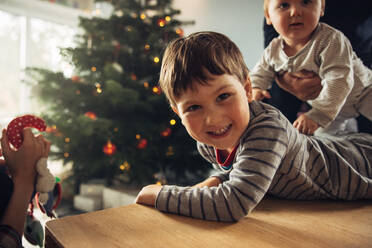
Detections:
[173, 0, 264, 69]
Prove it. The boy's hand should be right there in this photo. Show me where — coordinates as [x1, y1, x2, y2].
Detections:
[293, 114, 319, 135]
[135, 184, 162, 207]
[252, 88, 271, 101]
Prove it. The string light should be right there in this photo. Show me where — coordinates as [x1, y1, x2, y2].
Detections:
[143, 82, 149, 88]
[144, 44, 150, 50]
[95, 83, 103, 94]
[65, 137, 70, 143]
[166, 146, 174, 156]
[91, 66, 97, 72]
[152, 86, 160, 94]
[170, 119, 176, 125]
[165, 16, 171, 22]
[153, 57, 160, 63]
[140, 13, 146, 19]
[64, 152, 69, 158]
[136, 134, 141, 140]
[157, 19, 166, 27]
[119, 161, 131, 171]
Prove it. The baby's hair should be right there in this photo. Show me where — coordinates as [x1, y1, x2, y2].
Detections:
[159, 31, 249, 107]
[263, 0, 326, 18]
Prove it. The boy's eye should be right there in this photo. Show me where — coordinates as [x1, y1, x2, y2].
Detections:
[278, 2, 289, 9]
[217, 93, 230, 102]
[302, 0, 312, 5]
[186, 105, 201, 112]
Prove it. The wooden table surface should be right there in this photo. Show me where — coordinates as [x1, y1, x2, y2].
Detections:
[45, 198, 372, 248]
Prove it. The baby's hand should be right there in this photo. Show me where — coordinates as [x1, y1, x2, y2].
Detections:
[293, 114, 319, 135]
[252, 88, 271, 101]
[135, 184, 162, 207]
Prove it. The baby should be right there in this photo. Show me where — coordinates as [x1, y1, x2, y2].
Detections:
[250, 0, 372, 136]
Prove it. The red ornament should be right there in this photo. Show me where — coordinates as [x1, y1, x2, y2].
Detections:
[71, 75, 81, 82]
[137, 138, 148, 149]
[6, 115, 46, 149]
[161, 128, 171, 137]
[157, 19, 166, 27]
[84, 111, 97, 120]
[103, 140, 117, 156]
[175, 28, 184, 37]
[131, 73, 137, 81]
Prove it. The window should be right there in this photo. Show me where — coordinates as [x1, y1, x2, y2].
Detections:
[0, 0, 91, 129]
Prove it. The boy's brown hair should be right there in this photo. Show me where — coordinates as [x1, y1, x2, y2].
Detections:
[159, 31, 249, 107]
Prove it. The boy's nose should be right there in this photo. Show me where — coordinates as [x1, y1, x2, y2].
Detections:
[290, 5, 302, 17]
[204, 112, 221, 126]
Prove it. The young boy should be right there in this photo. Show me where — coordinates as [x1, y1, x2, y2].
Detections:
[250, 0, 372, 136]
[135, 31, 372, 222]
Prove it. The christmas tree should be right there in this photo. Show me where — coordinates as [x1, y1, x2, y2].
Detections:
[27, 0, 208, 192]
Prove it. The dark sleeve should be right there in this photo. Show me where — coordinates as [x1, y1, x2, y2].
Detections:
[321, 0, 372, 66]
[263, 19, 278, 48]
[0, 225, 23, 248]
[0, 172, 13, 220]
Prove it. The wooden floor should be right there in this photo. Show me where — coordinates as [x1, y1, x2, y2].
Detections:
[45, 197, 372, 248]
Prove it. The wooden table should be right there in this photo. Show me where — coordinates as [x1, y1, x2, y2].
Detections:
[45, 198, 372, 248]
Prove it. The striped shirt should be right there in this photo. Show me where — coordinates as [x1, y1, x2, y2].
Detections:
[155, 101, 372, 222]
[250, 22, 372, 128]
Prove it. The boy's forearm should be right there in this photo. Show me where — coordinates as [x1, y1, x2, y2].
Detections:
[193, 176, 221, 188]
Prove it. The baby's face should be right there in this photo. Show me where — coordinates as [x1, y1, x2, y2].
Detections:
[172, 73, 252, 153]
[265, 0, 324, 46]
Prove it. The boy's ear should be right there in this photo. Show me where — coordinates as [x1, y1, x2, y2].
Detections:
[265, 12, 272, 25]
[244, 77, 253, 103]
[171, 106, 180, 116]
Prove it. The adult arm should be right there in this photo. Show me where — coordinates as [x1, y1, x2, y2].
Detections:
[275, 72, 322, 101]
[0, 128, 50, 235]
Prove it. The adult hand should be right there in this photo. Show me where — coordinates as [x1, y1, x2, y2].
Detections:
[135, 184, 162, 207]
[275, 71, 322, 101]
[1, 128, 50, 186]
[252, 88, 271, 101]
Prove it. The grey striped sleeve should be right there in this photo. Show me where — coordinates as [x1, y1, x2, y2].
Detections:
[197, 142, 230, 182]
[155, 115, 288, 222]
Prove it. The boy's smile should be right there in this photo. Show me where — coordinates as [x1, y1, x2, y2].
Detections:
[172, 72, 252, 153]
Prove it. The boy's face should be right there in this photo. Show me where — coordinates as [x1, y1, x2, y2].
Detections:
[265, 0, 324, 46]
[172, 72, 252, 153]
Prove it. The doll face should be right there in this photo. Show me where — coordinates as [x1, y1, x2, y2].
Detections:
[173, 72, 252, 153]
